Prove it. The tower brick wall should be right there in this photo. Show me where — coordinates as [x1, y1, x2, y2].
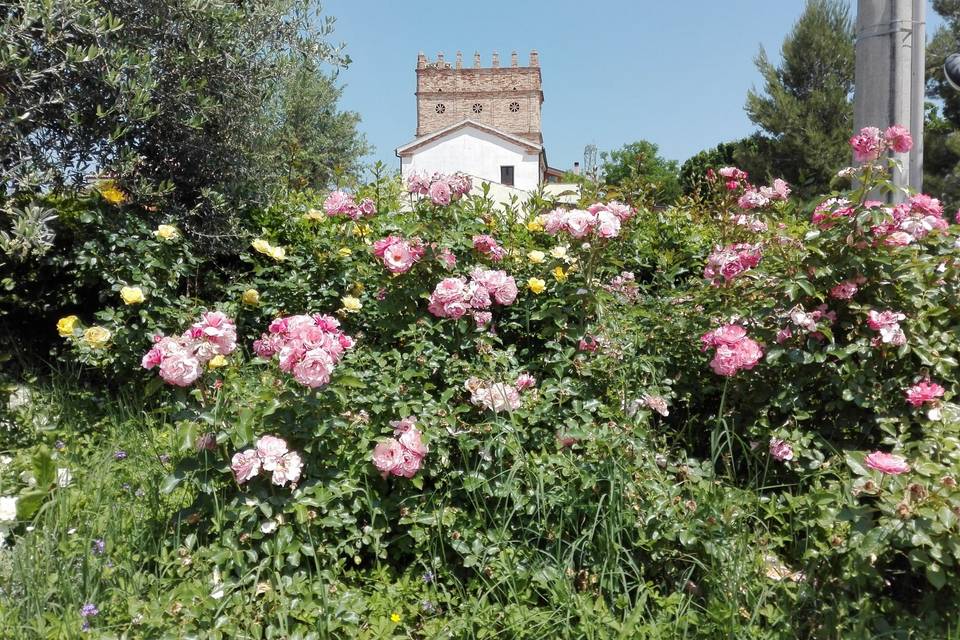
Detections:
[415, 51, 543, 144]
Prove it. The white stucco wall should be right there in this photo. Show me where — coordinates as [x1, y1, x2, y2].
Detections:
[400, 127, 541, 191]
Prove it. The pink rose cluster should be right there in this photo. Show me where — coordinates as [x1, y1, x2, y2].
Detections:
[866, 309, 907, 347]
[253, 313, 355, 388]
[863, 451, 911, 475]
[703, 243, 762, 286]
[231, 435, 303, 487]
[700, 324, 763, 377]
[718, 166, 749, 191]
[465, 375, 535, 413]
[142, 311, 237, 387]
[736, 178, 790, 210]
[407, 172, 472, 206]
[904, 379, 945, 407]
[871, 194, 949, 247]
[372, 235, 426, 274]
[603, 271, 640, 302]
[472, 234, 506, 261]
[849, 125, 913, 163]
[427, 268, 518, 327]
[542, 201, 635, 239]
[323, 190, 376, 220]
[372, 417, 428, 479]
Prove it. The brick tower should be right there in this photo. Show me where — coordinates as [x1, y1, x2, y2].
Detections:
[415, 50, 543, 144]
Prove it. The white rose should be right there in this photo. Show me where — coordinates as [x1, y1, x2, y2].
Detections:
[0, 496, 17, 522]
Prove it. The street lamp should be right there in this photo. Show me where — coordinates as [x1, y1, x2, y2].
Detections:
[945, 53, 960, 91]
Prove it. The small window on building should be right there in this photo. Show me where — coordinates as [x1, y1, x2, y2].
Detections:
[472, 103, 483, 114]
[500, 165, 515, 186]
[435, 103, 446, 114]
[509, 101, 520, 112]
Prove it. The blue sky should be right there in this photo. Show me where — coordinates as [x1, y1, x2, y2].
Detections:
[326, 1, 943, 173]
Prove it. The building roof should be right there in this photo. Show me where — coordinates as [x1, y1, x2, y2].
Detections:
[396, 119, 543, 156]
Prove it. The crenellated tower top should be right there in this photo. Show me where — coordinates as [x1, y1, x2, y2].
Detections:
[414, 50, 543, 143]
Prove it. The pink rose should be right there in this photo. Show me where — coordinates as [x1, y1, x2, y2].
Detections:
[565, 210, 595, 238]
[324, 190, 354, 216]
[255, 435, 289, 471]
[905, 380, 945, 407]
[850, 126, 883, 162]
[829, 280, 859, 300]
[595, 210, 621, 238]
[429, 180, 451, 205]
[884, 125, 913, 153]
[769, 438, 794, 462]
[737, 189, 769, 210]
[158, 348, 202, 387]
[372, 439, 404, 478]
[515, 373, 537, 391]
[358, 198, 377, 217]
[292, 347, 334, 388]
[392, 418, 429, 457]
[231, 449, 261, 484]
[579, 335, 599, 352]
[271, 451, 303, 486]
[382, 241, 416, 273]
[864, 451, 911, 475]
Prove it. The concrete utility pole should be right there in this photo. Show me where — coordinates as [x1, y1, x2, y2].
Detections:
[854, 0, 925, 197]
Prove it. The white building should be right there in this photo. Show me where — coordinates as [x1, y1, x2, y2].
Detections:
[395, 50, 579, 207]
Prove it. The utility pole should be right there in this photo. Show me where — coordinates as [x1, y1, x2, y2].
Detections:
[854, 0, 925, 198]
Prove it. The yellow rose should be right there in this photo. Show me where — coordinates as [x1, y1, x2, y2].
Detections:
[57, 315, 79, 337]
[268, 246, 286, 261]
[98, 181, 127, 205]
[527, 250, 546, 264]
[354, 222, 371, 237]
[526, 216, 545, 232]
[208, 355, 228, 369]
[528, 277, 546, 294]
[552, 266, 568, 283]
[154, 224, 179, 240]
[242, 289, 260, 305]
[338, 247, 352, 257]
[341, 295, 362, 313]
[120, 286, 145, 305]
[251, 239, 272, 255]
[304, 208, 324, 221]
[83, 326, 111, 348]
[550, 245, 568, 260]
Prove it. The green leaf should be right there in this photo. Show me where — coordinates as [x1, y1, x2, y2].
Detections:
[31, 446, 55, 488]
[926, 562, 946, 589]
[16, 489, 48, 520]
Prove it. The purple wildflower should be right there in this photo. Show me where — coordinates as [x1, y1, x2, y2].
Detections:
[80, 603, 98, 617]
[91, 539, 105, 555]
[114, 450, 127, 461]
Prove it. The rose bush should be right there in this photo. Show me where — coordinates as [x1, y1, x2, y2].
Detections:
[2, 132, 958, 637]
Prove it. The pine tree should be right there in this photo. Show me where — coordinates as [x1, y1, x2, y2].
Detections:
[742, 0, 854, 199]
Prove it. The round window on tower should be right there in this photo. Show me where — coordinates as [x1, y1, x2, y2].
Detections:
[435, 103, 446, 114]
[472, 103, 483, 114]
[509, 101, 520, 113]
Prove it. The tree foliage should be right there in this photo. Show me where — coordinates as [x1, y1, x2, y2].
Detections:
[742, 0, 854, 199]
[600, 140, 680, 206]
[0, 0, 366, 217]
